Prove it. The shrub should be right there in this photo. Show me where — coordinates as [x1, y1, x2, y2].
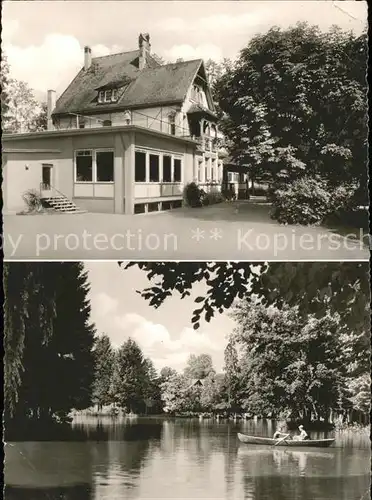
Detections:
[270, 177, 357, 225]
[251, 185, 268, 196]
[202, 191, 225, 206]
[22, 189, 43, 212]
[221, 186, 236, 201]
[184, 182, 203, 207]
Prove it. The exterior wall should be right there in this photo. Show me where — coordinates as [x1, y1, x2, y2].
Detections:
[3, 127, 197, 215]
[193, 153, 223, 187]
[3, 151, 61, 213]
[131, 107, 184, 135]
[133, 132, 194, 206]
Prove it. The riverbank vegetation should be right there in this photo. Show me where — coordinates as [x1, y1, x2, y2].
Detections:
[126, 262, 370, 425]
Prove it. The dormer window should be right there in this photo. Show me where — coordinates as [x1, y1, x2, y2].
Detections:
[168, 113, 176, 135]
[98, 88, 118, 104]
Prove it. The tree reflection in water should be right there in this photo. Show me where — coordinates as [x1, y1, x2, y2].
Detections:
[5, 418, 370, 500]
[238, 445, 370, 500]
[4, 441, 94, 500]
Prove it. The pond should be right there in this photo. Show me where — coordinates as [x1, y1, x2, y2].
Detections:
[5, 416, 370, 500]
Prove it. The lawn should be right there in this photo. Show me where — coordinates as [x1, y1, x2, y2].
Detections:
[3, 199, 369, 260]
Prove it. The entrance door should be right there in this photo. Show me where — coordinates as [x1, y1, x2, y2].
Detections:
[42, 164, 53, 189]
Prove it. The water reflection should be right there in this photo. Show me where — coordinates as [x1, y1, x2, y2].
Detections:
[5, 418, 370, 500]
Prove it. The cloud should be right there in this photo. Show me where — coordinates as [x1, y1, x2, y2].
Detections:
[3, 34, 124, 97]
[2, 19, 20, 43]
[92, 306, 224, 372]
[164, 43, 223, 62]
[115, 313, 218, 352]
[91, 292, 118, 317]
[197, 12, 269, 31]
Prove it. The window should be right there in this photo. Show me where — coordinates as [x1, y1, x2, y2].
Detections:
[96, 151, 114, 182]
[198, 160, 203, 182]
[174, 158, 182, 182]
[168, 114, 176, 135]
[211, 160, 217, 181]
[135, 150, 184, 183]
[75, 150, 114, 183]
[42, 164, 52, 187]
[111, 89, 118, 102]
[163, 155, 172, 182]
[149, 154, 160, 182]
[98, 88, 118, 103]
[148, 202, 159, 212]
[102, 120, 112, 127]
[76, 150, 93, 182]
[192, 85, 201, 103]
[135, 151, 146, 182]
[135, 203, 146, 214]
[162, 201, 172, 211]
[205, 166, 209, 182]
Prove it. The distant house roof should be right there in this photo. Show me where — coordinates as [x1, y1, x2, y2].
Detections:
[185, 378, 205, 391]
[53, 50, 204, 116]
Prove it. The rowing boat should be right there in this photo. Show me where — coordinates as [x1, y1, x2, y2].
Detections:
[237, 433, 335, 447]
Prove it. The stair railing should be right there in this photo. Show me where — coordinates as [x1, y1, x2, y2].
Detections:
[39, 183, 69, 199]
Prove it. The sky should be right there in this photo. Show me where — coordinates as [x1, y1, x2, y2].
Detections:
[85, 262, 235, 373]
[2, 1, 367, 101]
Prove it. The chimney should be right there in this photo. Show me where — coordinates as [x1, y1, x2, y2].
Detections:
[138, 33, 151, 70]
[84, 46, 92, 70]
[47, 89, 56, 130]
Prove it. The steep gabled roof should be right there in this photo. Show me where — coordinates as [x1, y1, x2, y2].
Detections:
[53, 49, 203, 115]
[119, 59, 202, 109]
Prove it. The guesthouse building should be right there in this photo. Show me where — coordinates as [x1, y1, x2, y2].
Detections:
[2, 33, 226, 215]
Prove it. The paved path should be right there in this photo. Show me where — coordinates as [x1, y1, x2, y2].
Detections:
[3, 200, 369, 260]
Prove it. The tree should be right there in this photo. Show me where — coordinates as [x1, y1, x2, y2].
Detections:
[214, 23, 368, 211]
[184, 354, 215, 380]
[32, 101, 48, 131]
[200, 372, 226, 412]
[160, 366, 178, 382]
[4, 263, 96, 429]
[1, 54, 11, 129]
[92, 335, 116, 410]
[160, 373, 190, 413]
[123, 262, 369, 335]
[50, 263, 96, 413]
[233, 302, 345, 422]
[111, 338, 148, 413]
[224, 341, 240, 412]
[143, 358, 162, 414]
[4, 79, 44, 133]
[4, 263, 56, 419]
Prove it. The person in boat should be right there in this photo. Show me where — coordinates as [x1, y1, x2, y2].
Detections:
[294, 425, 310, 441]
[273, 425, 291, 440]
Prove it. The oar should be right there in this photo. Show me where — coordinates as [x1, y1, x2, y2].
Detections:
[274, 434, 290, 446]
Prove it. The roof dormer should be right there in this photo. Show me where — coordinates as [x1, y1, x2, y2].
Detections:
[97, 88, 118, 104]
[95, 78, 132, 104]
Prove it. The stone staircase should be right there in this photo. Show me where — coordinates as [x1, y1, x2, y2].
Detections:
[41, 195, 87, 214]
